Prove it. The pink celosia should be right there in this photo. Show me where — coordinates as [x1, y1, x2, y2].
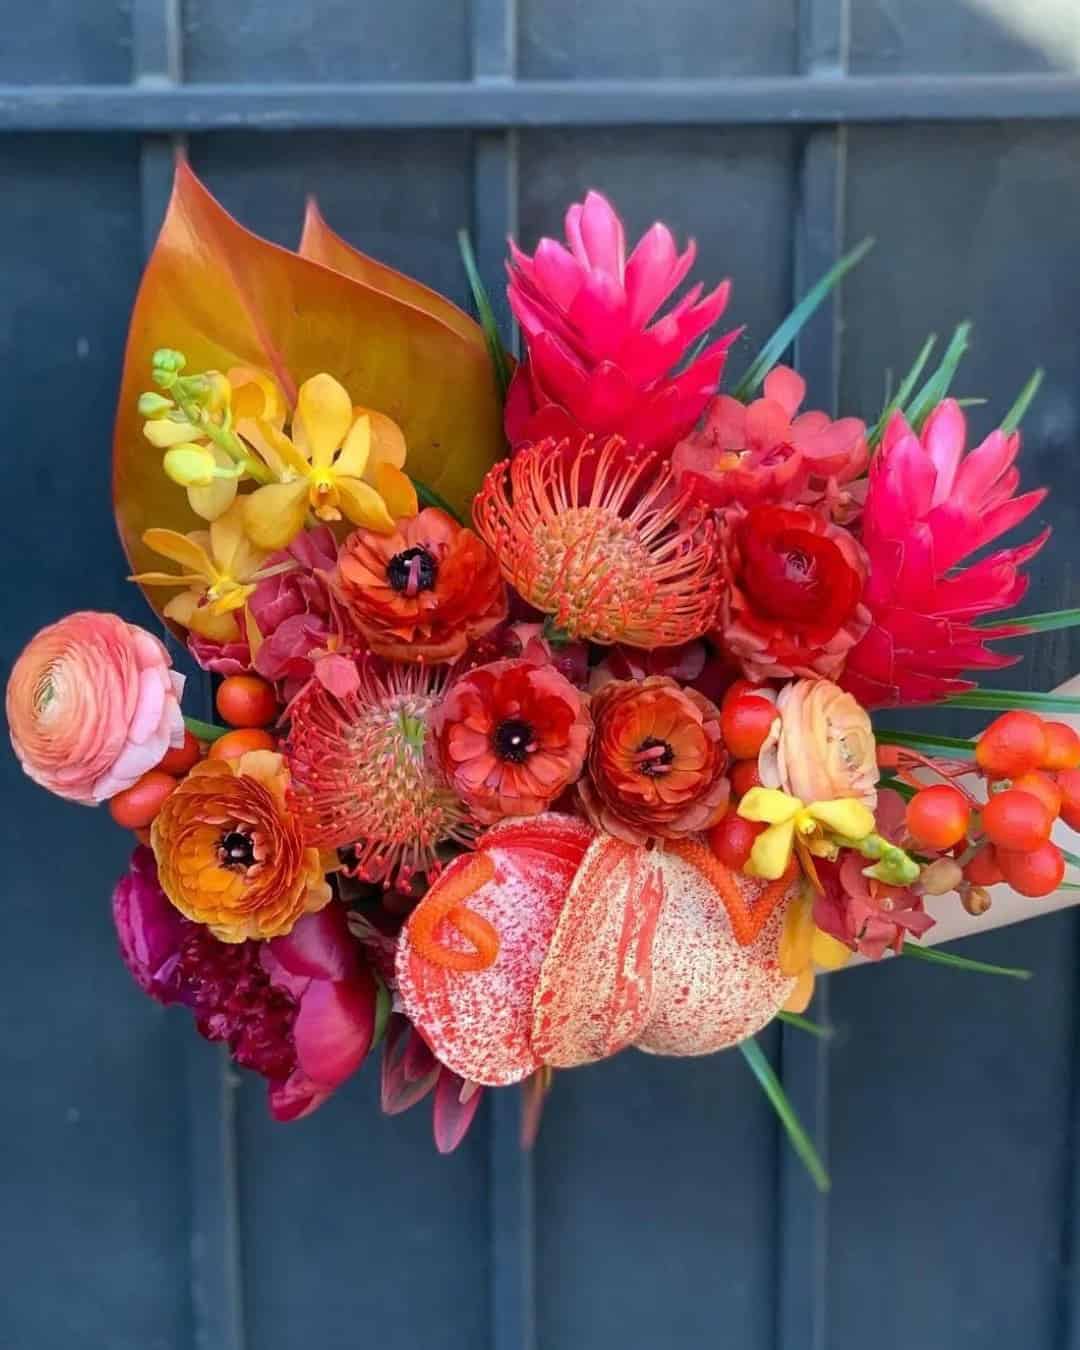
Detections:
[841, 400, 1049, 707]
[505, 190, 738, 454]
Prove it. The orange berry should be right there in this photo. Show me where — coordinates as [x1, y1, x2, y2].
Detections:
[215, 674, 279, 728]
[1010, 770, 1062, 820]
[157, 728, 201, 775]
[108, 770, 178, 829]
[1058, 768, 1080, 832]
[730, 759, 762, 798]
[981, 788, 1053, 852]
[997, 842, 1065, 898]
[975, 710, 1048, 779]
[720, 695, 776, 760]
[707, 814, 766, 871]
[905, 784, 970, 850]
[963, 844, 1004, 887]
[1041, 721, 1080, 771]
[208, 728, 277, 762]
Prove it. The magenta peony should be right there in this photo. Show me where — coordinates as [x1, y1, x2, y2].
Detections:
[112, 845, 188, 1003]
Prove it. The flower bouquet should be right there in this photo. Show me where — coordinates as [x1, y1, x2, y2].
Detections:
[9, 162, 1079, 1184]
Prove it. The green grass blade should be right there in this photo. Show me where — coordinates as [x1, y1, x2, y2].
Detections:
[457, 228, 512, 402]
[411, 476, 466, 525]
[978, 608, 1080, 637]
[1058, 846, 1080, 871]
[868, 333, 937, 448]
[1001, 368, 1044, 434]
[732, 237, 874, 402]
[878, 775, 916, 802]
[738, 1038, 830, 1193]
[184, 715, 228, 743]
[776, 1011, 834, 1040]
[900, 941, 1031, 980]
[904, 321, 973, 431]
[875, 728, 976, 758]
[942, 689, 1080, 716]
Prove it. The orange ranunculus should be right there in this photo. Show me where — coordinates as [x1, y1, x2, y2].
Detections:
[758, 677, 879, 809]
[334, 507, 506, 663]
[6, 611, 185, 805]
[151, 750, 330, 943]
[578, 676, 729, 844]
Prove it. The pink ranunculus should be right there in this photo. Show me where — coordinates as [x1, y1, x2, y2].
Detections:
[6, 611, 185, 804]
[112, 845, 189, 1003]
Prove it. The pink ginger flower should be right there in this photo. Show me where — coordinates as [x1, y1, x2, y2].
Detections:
[506, 190, 738, 455]
[672, 366, 867, 518]
[841, 400, 1049, 708]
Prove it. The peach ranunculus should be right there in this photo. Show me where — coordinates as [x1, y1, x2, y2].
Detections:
[152, 749, 330, 943]
[6, 611, 185, 805]
[757, 677, 878, 810]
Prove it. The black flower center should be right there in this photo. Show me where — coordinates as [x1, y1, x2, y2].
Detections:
[220, 830, 256, 869]
[387, 546, 438, 594]
[634, 737, 675, 777]
[494, 718, 536, 763]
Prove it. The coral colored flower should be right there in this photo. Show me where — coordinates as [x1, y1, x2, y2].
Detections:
[433, 657, 592, 824]
[814, 851, 935, 960]
[841, 400, 1049, 707]
[284, 657, 473, 882]
[758, 678, 878, 809]
[187, 630, 251, 678]
[579, 676, 729, 843]
[335, 507, 506, 664]
[243, 374, 418, 549]
[474, 438, 723, 648]
[505, 189, 739, 454]
[737, 785, 876, 881]
[380, 1014, 485, 1155]
[112, 845, 189, 1003]
[672, 366, 867, 516]
[7, 611, 185, 805]
[152, 750, 330, 943]
[718, 503, 870, 681]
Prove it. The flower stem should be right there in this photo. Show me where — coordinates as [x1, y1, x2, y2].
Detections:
[183, 715, 230, 743]
[900, 941, 1031, 980]
[738, 1037, 830, 1193]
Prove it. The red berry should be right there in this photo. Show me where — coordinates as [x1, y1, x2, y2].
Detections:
[158, 728, 201, 775]
[1010, 770, 1062, 820]
[963, 845, 1005, 887]
[720, 695, 777, 760]
[905, 784, 971, 850]
[730, 759, 762, 798]
[981, 788, 1053, 852]
[1058, 768, 1080, 832]
[215, 675, 279, 728]
[975, 710, 1048, 779]
[707, 814, 766, 871]
[721, 678, 758, 710]
[1041, 721, 1080, 771]
[108, 770, 177, 829]
[997, 842, 1065, 898]
[208, 728, 277, 762]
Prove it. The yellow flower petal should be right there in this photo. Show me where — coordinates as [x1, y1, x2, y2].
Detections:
[142, 528, 215, 578]
[336, 475, 395, 533]
[748, 818, 797, 880]
[164, 591, 240, 642]
[333, 414, 371, 480]
[129, 570, 206, 587]
[361, 407, 408, 470]
[243, 479, 311, 549]
[783, 968, 815, 1014]
[811, 927, 854, 971]
[806, 798, 876, 840]
[738, 786, 803, 827]
[779, 889, 814, 977]
[372, 461, 419, 519]
[244, 604, 264, 662]
[255, 420, 311, 478]
[188, 469, 239, 522]
[229, 366, 286, 428]
[143, 418, 202, 448]
[296, 373, 353, 469]
[209, 500, 250, 574]
[208, 582, 255, 616]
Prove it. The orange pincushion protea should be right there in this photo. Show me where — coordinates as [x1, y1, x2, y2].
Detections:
[472, 438, 723, 648]
[151, 750, 330, 943]
[334, 507, 506, 663]
[578, 676, 729, 844]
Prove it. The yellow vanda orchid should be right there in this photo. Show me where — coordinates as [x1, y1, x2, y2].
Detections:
[242, 373, 418, 550]
[777, 885, 853, 1012]
[736, 786, 876, 882]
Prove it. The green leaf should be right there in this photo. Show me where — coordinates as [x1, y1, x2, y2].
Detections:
[738, 1038, 830, 1193]
[900, 941, 1031, 980]
[1001, 368, 1044, 434]
[978, 607, 1080, 637]
[868, 333, 937, 449]
[875, 728, 976, 758]
[183, 715, 228, 743]
[904, 321, 973, 431]
[942, 689, 1080, 715]
[955, 397, 988, 409]
[776, 1011, 834, 1040]
[731, 236, 874, 402]
[1057, 846, 1080, 871]
[457, 228, 512, 402]
[411, 476, 466, 525]
[369, 975, 392, 1052]
[878, 775, 916, 802]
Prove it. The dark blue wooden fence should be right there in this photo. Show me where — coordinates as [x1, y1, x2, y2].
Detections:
[3, 2, 1080, 1347]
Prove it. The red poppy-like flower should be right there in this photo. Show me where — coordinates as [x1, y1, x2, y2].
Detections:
[672, 365, 867, 518]
[578, 676, 729, 843]
[473, 437, 723, 648]
[718, 503, 870, 682]
[334, 507, 506, 663]
[433, 657, 592, 823]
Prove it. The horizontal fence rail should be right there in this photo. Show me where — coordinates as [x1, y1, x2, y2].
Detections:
[3, 74, 1080, 132]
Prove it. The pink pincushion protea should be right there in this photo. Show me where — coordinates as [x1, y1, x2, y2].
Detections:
[841, 400, 1049, 707]
[506, 190, 738, 454]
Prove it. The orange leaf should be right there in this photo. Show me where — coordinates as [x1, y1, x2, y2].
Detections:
[114, 158, 505, 626]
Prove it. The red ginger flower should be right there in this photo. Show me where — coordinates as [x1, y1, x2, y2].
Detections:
[672, 366, 867, 518]
[578, 676, 729, 844]
[840, 401, 1049, 708]
[334, 507, 507, 664]
[433, 657, 592, 824]
[505, 189, 738, 454]
[473, 437, 723, 648]
[718, 503, 870, 682]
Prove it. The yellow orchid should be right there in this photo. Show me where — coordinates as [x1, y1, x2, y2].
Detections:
[737, 786, 875, 882]
[242, 372, 418, 550]
[129, 500, 281, 643]
[777, 885, 853, 1012]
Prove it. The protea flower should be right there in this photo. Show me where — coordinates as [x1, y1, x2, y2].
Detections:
[841, 401, 1049, 708]
[505, 190, 738, 455]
